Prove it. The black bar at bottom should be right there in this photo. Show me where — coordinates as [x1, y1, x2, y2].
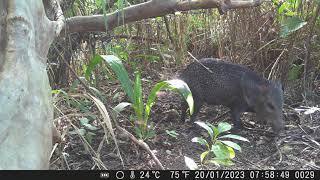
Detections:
[0, 170, 318, 180]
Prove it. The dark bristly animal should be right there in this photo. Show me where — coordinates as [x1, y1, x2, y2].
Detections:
[179, 58, 284, 135]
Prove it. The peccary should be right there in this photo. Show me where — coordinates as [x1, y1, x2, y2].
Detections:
[179, 58, 284, 134]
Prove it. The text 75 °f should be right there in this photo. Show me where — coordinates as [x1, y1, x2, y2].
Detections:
[170, 171, 191, 179]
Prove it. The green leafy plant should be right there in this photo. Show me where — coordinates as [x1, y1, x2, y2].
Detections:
[100, 55, 194, 140]
[272, 0, 307, 37]
[52, 90, 99, 144]
[166, 130, 179, 139]
[85, 55, 103, 84]
[280, 16, 307, 38]
[69, 117, 99, 144]
[191, 121, 249, 167]
[52, 88, 93, 113]
[288, 63, 303, 80]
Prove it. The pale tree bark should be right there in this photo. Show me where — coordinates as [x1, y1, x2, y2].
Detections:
[0, 0, 60, 169]
[0, 0, 266, 169]
[65, 0, 266, 33]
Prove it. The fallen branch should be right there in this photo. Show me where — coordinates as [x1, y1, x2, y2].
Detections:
[115, 124, 165, 170]
[100, 35, 165, 44]
[65, 0, 267, 33]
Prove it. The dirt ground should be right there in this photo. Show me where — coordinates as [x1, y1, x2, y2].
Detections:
[50, 71, 320, 170]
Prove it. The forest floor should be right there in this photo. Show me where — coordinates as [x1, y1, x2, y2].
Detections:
[50, 68, 320, 170]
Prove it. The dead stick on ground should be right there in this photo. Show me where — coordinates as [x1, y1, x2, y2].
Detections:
[115, 124, 165, 170]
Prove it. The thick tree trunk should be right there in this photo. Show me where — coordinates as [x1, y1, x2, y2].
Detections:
[0, 0, 55, 169]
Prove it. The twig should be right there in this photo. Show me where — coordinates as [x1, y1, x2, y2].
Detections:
[210, 110, 229, 122]
[274, 139, 283, 166]
[268, 48, 286, 80]
[115, 124, 165, 170]
[243, 126, 278, 137]
[50, 143, 59, 160]
[257, 139, 283, 166]
[62, 152, 70, 170]
[298, 124, 320, 149]
[187, 51, 213, 73]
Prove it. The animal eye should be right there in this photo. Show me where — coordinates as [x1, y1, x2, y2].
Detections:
[267, 103, 275, 110]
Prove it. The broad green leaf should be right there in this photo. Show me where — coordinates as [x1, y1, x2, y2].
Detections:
[78, 128, 87, 136]
[200, 151, 210, 163]
[69, 79, 80, 93]
[184, 156, 198, 170]
[134, 126, 143, 139]
[277, 2, 287, 15]
[144, 82, 166, 122]
[85, 55, 103, 81]
[95, 0, 103, 8]
[79, 115, 99, 131]
[220, 140, 242, 152]
[166, 130, 179, 138]
[192, 137, 209, 147]
[86, 114, 97, 121]
[83, 123, 99, 131]
[112, 91, 121, 102]
[219, 134, 250, 142]
[144, 129, 156, 139]
[80, 117, 90, 126]
[113, 102, 132, 114]
[74, 99, 91, 113]
[195, 121, 213, 139]
[217, 122, 232, 134]
[207, 123, 219, 137]
[227, 146, 236, 159]
[133, 71, 144, 123]
[101, 55, 134, 102]
[208, 159, 234, 166]
[288, 64, 303, 80]
[165, 80, 194, 115]
[58, 89, 68, 96]
[280, 16, 307, 38]
[135, 54, 160, 62]
[211, 142, 230, 159]
[145, 80, 193, 122]
[89, 86, 104, 100]
[285, 11, 297, 17]
[85, 131, 96, 144]
[316, 0, 320, 4]
[68, 99, 79, 108]
[51, 89, 61, 95]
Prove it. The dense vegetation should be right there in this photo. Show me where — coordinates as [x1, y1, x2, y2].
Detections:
[49, 0, 320, 170]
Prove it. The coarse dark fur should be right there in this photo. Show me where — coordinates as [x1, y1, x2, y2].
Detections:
[179, 58, 284, 134]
